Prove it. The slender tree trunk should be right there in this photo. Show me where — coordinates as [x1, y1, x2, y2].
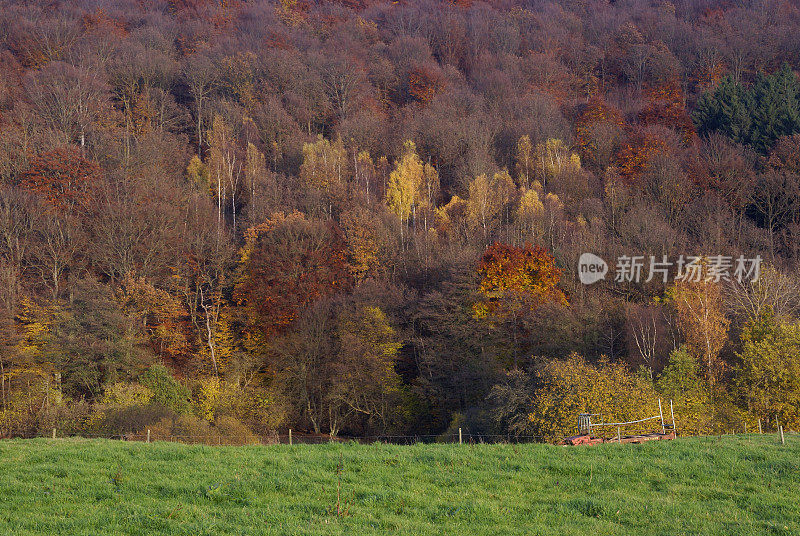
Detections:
[199, 287, 219, 377]
[196, 97, 203, 151]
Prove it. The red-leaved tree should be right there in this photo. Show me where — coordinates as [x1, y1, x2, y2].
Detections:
[20, 146, 101, 212]
[235, 212, 353, 342]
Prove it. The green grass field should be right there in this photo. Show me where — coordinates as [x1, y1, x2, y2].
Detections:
[0, 436, 798, 535]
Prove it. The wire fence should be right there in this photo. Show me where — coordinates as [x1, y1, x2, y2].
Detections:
[27, 430, 552, 445]
[14, 427, 796, 446]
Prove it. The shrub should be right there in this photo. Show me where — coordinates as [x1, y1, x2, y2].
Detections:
[735, 313, 800, 430]
[35, 399, 92, 437]
[711, 393, 760, 435]
[233, 386, 288, 434]
[139, 364, 191, 414]
[190, 377, 287, 433]
[147, 414, 215, 444]
[86, 403, 174, 438]
[0, 367, 62, 438]
[100, 382, 153, 407]
[140, 414, 261, 445]
[657, 346, 713, 435]
[213, 416, 259, 445]
[437, 408, 496, 443]
[193, 376, 234, 421]
[526, 354, 660, 442]
[488, 369, 536, 438]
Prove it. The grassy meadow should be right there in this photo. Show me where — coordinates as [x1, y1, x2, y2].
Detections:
[0, 435, 798, 535]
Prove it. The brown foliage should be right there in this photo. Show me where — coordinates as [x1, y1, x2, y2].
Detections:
[614, 129, 669, 184]
[19, 147, 101, 212]
[575, 96, 625, 170]
[82, 9, 128, 37]
[236, 212, 353, 339]
[639, 79, 695, 144]
[408, 65, 445, 104]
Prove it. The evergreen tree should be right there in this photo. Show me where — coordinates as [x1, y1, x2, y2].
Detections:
[748, 64, 800, 152]
[695, 65, 800, 153]
[694, 76, 751, 145]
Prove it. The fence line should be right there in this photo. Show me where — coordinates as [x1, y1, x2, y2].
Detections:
[19, 432, 552, 445]
[8, 428, 796, 447]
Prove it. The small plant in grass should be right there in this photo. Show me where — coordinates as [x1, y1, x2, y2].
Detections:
[166, 505, 182, 519]
[326, 454, 353, 517]
[204, 482, 225, 501]
[109, 466, 124, 491]
[394, 498, 407, 515]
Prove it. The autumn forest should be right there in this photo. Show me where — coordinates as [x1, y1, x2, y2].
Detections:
[2, 0, 800, 442]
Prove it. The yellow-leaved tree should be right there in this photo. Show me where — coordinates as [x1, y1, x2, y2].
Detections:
[667, 265, 730, 389]
[186, 154, 210, 191]
[513, 186, 545, 242]
[299, 135, 348, 194]
[735, 312, 800, 430]
[435, 194, 470, 241]
[329, 305, 402, 434]
[197, 307, 236, 377]
[533, 138, 581, 192]
[657, 345, 713, 435]
[340, 207, 389, 282]
[466, 170, 516, 240]
[119, 274, 188, 361]
[2, 297, 64, 436]
[244, 141, 270, 214]
[207, 114, 246, 228]
[386, 140, 438, 240]
[514, 135, 534, 189]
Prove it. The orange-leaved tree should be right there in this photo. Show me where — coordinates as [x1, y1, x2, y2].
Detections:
[408, 64, 445, 104]
[475, 243, 568, 367]
[639, 78, 695, 144]
[614, 128, 669, 183]
[119, 274, 189, 364]
[20, 146, 101, 212]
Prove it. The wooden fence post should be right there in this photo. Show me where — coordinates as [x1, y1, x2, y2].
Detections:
[147, 429, 151, 443]
[780, 426, 785, 445]
[52, 428, 56, 439]
[658, 399, 665, 434]
[758, 419, 762, 434]
[289, 429, 292, 446]
[617, 426, 621, 443]
[458, 428, 462, 445]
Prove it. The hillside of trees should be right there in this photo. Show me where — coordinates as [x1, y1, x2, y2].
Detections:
[2, 0, 800, 441]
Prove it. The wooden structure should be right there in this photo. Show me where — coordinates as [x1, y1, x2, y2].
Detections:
[562, 399, 676, 446]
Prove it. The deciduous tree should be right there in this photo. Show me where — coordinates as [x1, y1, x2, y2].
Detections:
[236, 212, 352, 341]
[466, 170, 516, 241]
[669, 272, 730, 388]
[475, 243, 567, 366]
[20, 147, 101, 213]
[736, 312, 800, 429]
[386, 140, 438, 239]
